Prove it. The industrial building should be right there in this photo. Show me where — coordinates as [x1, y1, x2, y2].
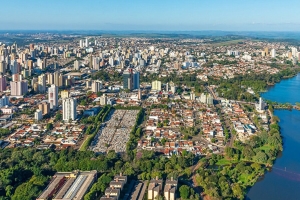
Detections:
[37, 170, 97, 200]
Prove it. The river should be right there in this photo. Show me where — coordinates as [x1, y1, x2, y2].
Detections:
[246, 74, 300, 200]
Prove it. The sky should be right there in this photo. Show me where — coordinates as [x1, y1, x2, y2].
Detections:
[1, 0, 300, 31]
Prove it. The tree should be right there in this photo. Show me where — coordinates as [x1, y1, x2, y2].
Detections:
[232, 183, 244, 199]
[254, 151, 268, 163]
[225, 147, 235, 158]
[179, 185, 190, 199]
[55, 113, 62, 121]
[46, 123, 53, 131]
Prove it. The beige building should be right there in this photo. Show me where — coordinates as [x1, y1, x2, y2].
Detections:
[100, 173, 127, 200]
[151, 80, 162, 91]
[38, 102, 50, 115]
[61, 90, 69, 99]
[164, 178, 178, 200]
[148, 177, 163, 200]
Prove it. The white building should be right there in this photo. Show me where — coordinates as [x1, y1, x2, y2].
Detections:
[227, 50, 239, 56]
[38, 74, 46, 93]
[242, 54, 252, 61]
[100, 94, 107, 105]
[109, 57, 114, 67]
[91, 80, 103, 93]
[92, 57, 100, 70]
[199, 93, 214, 105]
[292, 47, 298, 57]
[152, 80, 162, 91]
[74, 60, 80, 70]
[10, 80, 28, 96]
[256, 97, 266, 112]
[48, 84, 58, 109]
[271, 49, 276, 58]
[62, 98, 77, 121]
[37, 58, 43, 69]
[190, 92, 195, 100]
[35, 109, 42, 121]
[85, 38, 89, 47]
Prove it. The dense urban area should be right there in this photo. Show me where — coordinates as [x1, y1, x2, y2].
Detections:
[0, 32, 299, 200]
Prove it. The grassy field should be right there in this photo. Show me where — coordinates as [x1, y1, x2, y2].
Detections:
[211, 39, 245, 46]
[216, 158, 238, 166]
[259, 145, 273, 152]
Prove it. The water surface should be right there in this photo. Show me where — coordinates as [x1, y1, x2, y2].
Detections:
[261, 74, 300, 105]
[247, 74, 300, 200]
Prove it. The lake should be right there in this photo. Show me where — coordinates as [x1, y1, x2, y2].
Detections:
[247, 74, 300, 200]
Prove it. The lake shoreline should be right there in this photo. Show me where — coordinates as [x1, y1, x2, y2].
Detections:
[247, 74, 300, 200]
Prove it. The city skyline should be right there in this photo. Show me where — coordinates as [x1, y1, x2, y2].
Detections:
[1, 0, 300, 31]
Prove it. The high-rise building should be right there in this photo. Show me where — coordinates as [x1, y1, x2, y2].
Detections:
[91, 80, 102, 93]
[199, 93, 213, 105]
[122, 69, 139, 90]
[22, 69, 31, 78]
[10, 80, 28, 96]
[12, 74, 22, 82]
[10, 60, 20, 74]
[37, 58, 43, 69]
[138, 89, 142, 100]
[292, 47, 298, 57]
[133, 71, 140, 89]
[152, 80, 162, 91]
[48, 84, 58, 109]
[38, 74, 46, 93]
[92, 57, 99, 70]
[43, 58, 47, 69]
[63, 98, 77, 121]
[85, 38, 88, 47]
[227, 50, 239, 56]
[35, 109, 42, 121]
[74, 60, 80, 70]
[47, 73, 54, 85]
[100, 94, 107, 105]
[0, 75, 7, 92]
[264, 47, 269, 56]
[38, 102, 50, 115]
[123, 70, 133, 90]
[109, 57, 114, 67]
[30, 44, 34, 51]
[54, 71, 63, 87]
[61, 90, 69, 99]
[0, 95, 9, 108]
[256, 97, 266, 112]
[271, 49, 276, 58]
[53, 48, 58, 55]
[0, 61, 6, 74]
[79, 40, 83, 48]
[190, 92, 195, 100]
[27, 60, 33, 70]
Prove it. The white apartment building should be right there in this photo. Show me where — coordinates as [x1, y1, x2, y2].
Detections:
[62, 98, 77, 121]
[48, 84, 58, 109]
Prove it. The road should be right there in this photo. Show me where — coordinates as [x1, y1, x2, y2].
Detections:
[205, 86, 218, 100]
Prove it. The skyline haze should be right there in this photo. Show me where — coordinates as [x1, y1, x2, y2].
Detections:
[1, 0, 300, 31]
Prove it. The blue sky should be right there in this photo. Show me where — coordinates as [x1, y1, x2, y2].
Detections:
[1, 0, 300, 31]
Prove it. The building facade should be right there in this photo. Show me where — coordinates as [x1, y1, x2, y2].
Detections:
[62, 98, 77, 121]
[48, 84, 58, 109]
